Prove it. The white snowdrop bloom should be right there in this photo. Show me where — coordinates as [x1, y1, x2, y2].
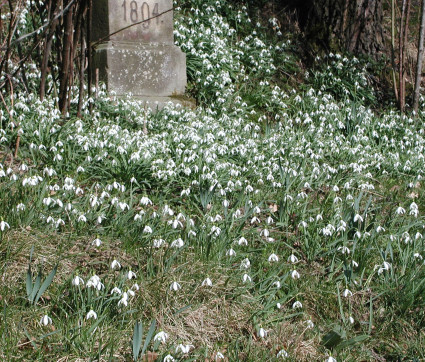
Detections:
[0, 220, 10, 231]
[223, 199, 229, 208]
[277, 349, 288, 358]
[201, 277, 213, 287]
[16, 203, 26, 211]
[349, 316, 355, 324]
[226, 248, 236, 257]
[153, 239, 165, 248]
[72, 275, 84, 286]
[118, 202, 129, 211]
[253, 206, 261, 214]
[87, 275, 104, 291]
[352, 260, 359, 268]
[111, 259, 121, 270]
[266, 216, 274, 225]
[261, 229, 270, 237]
[410, 202, 419, 217]
[258, 327, 267, 338]
[132, 283, 140, 291]
[250, 216, 260, 224]
[118, 292, 129, 307]
[288, 254, 299, 263]
[154, 331, 168, 344]
[268, 253, 279, 263]
[237, 237, 248, 246]
[240, 258, 251, 269]
[291, 270, 300, 279]
[171, 238, 184, 248]
[127, 270, 137, 279]
[326, 357, 337, 362]
[306, 319, 314, 329]
[396, 206, 406, 215]
[353, 214, 363, 222]
[140, 196, 152, 206]
[215, 351, 225, 360]
[242, 273, 252, 283]
[163, 355, 175, 362]
[210, 225, 221, 237]
[338, 246, 350, 254]
[342, 289, 353, 298]
[292, 301, 303, 309]
[316, 214, 323, 221]
[86, 310, 97, 320]
[143, 225, 153, 234]
[376, 225, 385, 233]
[170, 281, 181, 291]
[175, 344, 192, 354]
[92, 238, 102, 247]
[78, 214, 87, 223]
[273, 281, 281, 288]
[111, 287, 122, 295]
[276, 302, 282, 309]
[40, 315, 52, 326]
[416, 232, 423, 240]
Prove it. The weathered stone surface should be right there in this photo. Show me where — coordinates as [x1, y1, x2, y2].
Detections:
[92, 0, 174, 44]
[91, 0, 186, 105]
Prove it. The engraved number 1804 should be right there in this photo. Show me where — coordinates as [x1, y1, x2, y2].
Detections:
[122, 0, 159, 27]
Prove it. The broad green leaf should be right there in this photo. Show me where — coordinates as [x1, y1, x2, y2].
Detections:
[133, 320, 143, 361]
[35, 265, 57, 304]
[141, 319, 156, 356]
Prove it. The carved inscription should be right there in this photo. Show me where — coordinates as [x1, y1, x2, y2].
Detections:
[121, 1, 160, 27]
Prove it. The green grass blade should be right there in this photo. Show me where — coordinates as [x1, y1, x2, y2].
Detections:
[26, 265, 33, 299]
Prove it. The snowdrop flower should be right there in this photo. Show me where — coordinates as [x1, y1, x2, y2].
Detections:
[215, 351, 225, 360]
[163, 355, 175, 362]
[170, 281, 181, 291]
[349, 316, 355, 324]
[226, 248, 236, 256]
[342, 289, 353, 298]
[223, 199, 229, 208]
[353, 214, 363, 222]
[258, 327, 267, 338]
[40, 315, 52, 326]
[376, 225, 385, 233]
[111, 259, 121, 270]
[171, 238, 184, 248]
[132, 283, 140, 291]
[92, 238, 102, 247]
[118, 292, 129, 307]
[292, 301, 302, 309]
[337, 246, 350, 254]
[410, 202, 419, 217]
[86, 310, 97, 320]
[154, 331, 169, 344]
[201, 277, 213, 287]
[143, 225, 153, 233]
[277, 349, 288, 358]
[111, 287, 122, 295]
[237, 237, 248, 246]
[276, 302, 282, 309]
[175, 344, 192, 354]
[288, 254, 299, 263]
[153, 239, 165, 248]
[326, 357, 337, 362]
[377, 261, 391, 275]
[86, 275, 104, 290]
[0, 220, 10, 231]
[140, 196, 152, 206]
[268, 253, 279, 263]
[127, 270, 137, 279]
[291, 270, 300, 279]
[240, 258, 251, 269]
[72, 275, 84, 286]
[352, 260, 359, 268]
[396, 206, 406, 215]
[242, 273, 252, 283]
[261, 228, 270, 237]
[306, 319, 314, 329]
[273, 281, 281, 288]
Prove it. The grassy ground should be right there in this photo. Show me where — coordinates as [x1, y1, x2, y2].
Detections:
[1, 0, 425, 361]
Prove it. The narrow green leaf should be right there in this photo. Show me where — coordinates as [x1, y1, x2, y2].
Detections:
[35, 265, 57, 304]
[26, 265, 33, 298]
[29, 271, 42, 303]
[337, 335, 369, 349]
[141, 319, 156, 356]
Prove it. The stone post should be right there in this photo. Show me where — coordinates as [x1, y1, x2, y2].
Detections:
[91, 0, 187, 107]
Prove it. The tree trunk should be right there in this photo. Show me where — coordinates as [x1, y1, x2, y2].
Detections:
[284, 0, 384, 59]
[413, 0, 425, 113]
